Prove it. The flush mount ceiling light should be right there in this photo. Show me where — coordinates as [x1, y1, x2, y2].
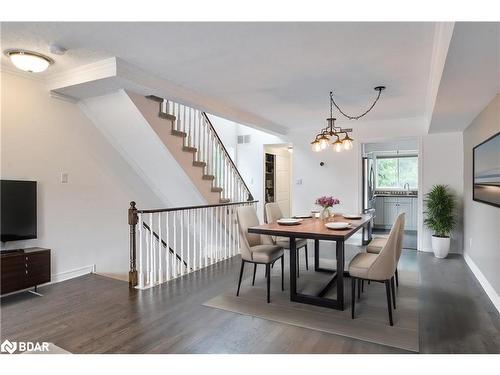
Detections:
[311, 87, 386, 153]
[4, 49, 54, 73]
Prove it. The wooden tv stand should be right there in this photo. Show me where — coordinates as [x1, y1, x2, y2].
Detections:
[0, 247, 51, 295]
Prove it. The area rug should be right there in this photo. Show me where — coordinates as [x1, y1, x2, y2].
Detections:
[203, 253, 419, 352]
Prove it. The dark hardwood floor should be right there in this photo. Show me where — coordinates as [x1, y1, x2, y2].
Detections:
[1, 250, 499, 354]
[419, 253, 500, 353]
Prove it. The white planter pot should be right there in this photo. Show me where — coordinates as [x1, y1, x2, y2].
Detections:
[431, 235, 451, 258]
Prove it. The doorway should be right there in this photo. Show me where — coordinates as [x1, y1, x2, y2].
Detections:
[362, 139, 419, 250]
[264, 144, 293, 218]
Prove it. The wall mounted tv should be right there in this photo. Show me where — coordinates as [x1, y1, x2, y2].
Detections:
[473, 132, 500, 208]
[1, 180, 37, 242]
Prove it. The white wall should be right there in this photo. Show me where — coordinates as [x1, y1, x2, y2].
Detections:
[420, 132, 464, 253]
[290, 132, 361, 216]
[208, 115, 284, 220]
[463, 94, 500, 300]
[80, 90, 206, 207]
[209, 114, 238, 161]
[1, 71, 164, 280]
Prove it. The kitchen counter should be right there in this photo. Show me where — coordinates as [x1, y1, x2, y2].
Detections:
[374, 194, 418, 198]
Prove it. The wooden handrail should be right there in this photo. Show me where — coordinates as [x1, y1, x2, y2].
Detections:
[202, 112, 254, 201]
[136, 200, 258, 214]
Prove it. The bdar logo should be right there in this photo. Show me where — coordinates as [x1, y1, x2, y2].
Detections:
[1, 339, 17, 354]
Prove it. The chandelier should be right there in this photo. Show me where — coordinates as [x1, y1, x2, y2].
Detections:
[311, 86, 386, 152]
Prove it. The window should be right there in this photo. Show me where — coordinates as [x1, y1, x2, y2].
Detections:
[376, 156, 418, 189]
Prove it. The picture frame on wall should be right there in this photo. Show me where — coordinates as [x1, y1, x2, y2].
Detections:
[472, 131, 500, 208]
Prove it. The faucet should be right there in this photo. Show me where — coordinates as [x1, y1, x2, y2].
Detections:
[403, 182, 410, 192]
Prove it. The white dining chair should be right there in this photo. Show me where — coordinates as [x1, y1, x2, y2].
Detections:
[366, 213, 405, 287]
[348, 213, 404, 326]
[236, 206, 285, 303]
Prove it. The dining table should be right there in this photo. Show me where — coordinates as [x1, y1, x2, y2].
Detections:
[248, 214, 372, 311]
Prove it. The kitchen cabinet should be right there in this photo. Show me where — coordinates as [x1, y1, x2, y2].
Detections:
[374, 196, 417, 230]
[374, 196, 385, 226]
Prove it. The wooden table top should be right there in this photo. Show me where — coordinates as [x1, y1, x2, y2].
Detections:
[248, 214, 371, 241]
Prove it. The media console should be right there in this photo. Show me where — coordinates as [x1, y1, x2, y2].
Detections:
[0, 247, 51, 295]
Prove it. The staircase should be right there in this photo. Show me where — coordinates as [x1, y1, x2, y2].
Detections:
[130, 93, 253, 204]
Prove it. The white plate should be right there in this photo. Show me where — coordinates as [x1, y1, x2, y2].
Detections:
[342, 214, 362, 219]
[277, 218, 302, 225]
[293, 214, 312, 219]
[325, 222, 351, 230]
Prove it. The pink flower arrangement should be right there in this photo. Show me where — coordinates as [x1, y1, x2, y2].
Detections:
[315, 196, 340, 208]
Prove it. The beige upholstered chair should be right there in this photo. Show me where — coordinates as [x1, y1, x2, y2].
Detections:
[236, 206, 285, 303]
[265, 202, 309, 276]
[348, 213, 404, 326]
[366, 214, 405, 287]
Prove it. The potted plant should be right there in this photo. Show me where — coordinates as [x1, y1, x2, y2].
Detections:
[424, 184, 456, 258]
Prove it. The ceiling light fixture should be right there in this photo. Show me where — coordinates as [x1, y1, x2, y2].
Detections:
[4, 49, 54, 73]
[311, 87, 385, 153]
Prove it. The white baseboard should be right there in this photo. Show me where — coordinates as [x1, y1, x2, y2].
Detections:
[464, 253, 500, 314]
[51, 264, 96, 284]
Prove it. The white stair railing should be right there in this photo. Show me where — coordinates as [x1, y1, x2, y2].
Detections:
[149, 95, 253, 203]
[128, 200, 257, 289]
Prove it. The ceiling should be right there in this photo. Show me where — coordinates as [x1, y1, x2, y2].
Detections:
[429, 22, 500, 133]
[1, 22, 437, 132]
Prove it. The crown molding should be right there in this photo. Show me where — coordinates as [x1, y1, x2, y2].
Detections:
[49, 91, 78, 103]
[45, 57, 117, 92]
[0, 63, 46, 82]
[47, 57, 287, 136]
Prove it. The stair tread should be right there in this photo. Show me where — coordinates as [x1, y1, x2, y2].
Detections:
[159, 112, 176, 121]
[146, 95, 164, 103]
[202, 175, 215, 180]
[219, 198, 231, 203]
[183, 146, 197, 152]
[212, 187, 223, 192]
[193, 161, 207, 167]
[171, 129, 187, 137]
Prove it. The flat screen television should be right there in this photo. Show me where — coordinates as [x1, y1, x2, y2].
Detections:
[1, 180, 37, 242]
[473, 132, 500, 208]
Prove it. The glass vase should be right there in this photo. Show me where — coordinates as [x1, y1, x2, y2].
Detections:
[320, 207, 332, 221]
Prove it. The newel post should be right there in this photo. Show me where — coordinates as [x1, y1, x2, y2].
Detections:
[128, 201, 138, 288]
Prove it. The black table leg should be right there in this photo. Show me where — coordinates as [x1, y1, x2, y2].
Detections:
[314, 239, 335, 273]
[314, 239, 319, 271]
[289, 237, 297, 297]
[336, 240, 345, 310]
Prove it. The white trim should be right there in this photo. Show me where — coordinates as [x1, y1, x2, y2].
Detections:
[0, 63, 46, 82]
[46, 57, 118, 91]
[46, 57, 287, 136]
[49, 91, 79, 103]
[464, 252, 500, 314]
[50, 264, 96, 283]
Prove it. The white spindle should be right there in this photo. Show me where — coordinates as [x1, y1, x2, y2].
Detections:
[149, 213, 153, 286]
[192, 108, 195, 147]
[211, 207, 214, 264]
[158, 213, 163, 284]
[138, 213, 144, 288]
[165, 212, 171, 280]
[205, 207, 208, 267]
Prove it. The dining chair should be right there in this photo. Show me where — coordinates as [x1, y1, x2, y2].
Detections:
[348, 213, 404, 326]
[236, 205, 285, 303]
[264, 202, 309, 277]
[365, 213, 405, 287]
